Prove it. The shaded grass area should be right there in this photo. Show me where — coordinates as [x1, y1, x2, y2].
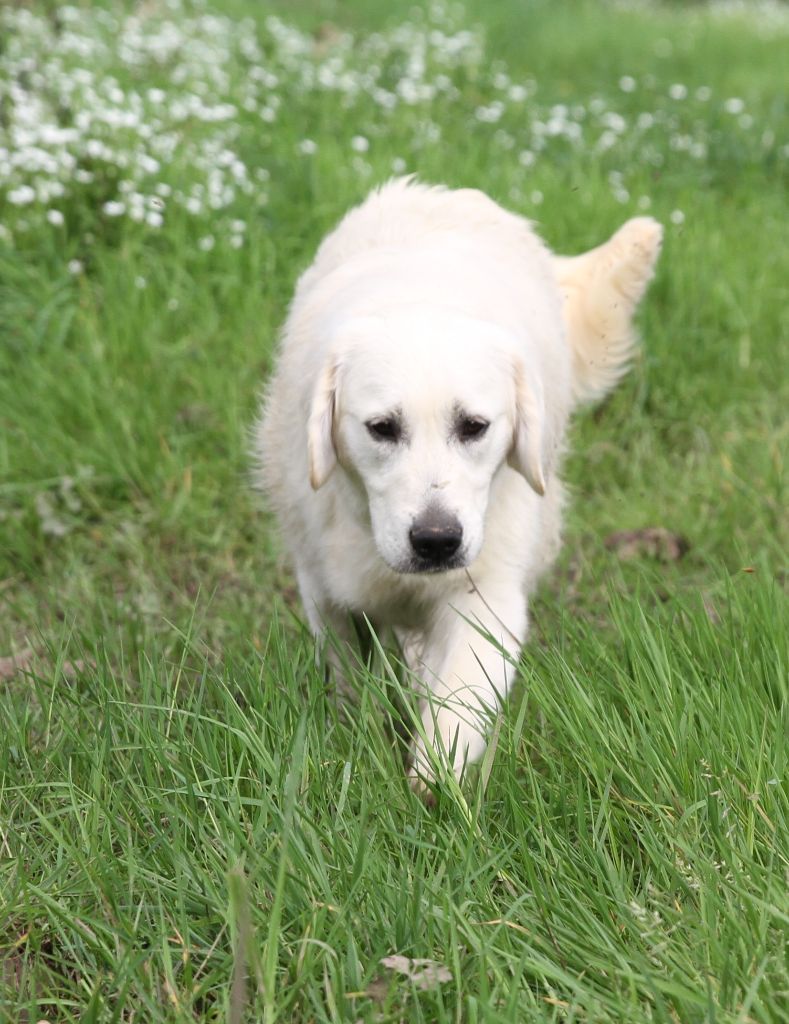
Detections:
[1, 0, 787, 1020]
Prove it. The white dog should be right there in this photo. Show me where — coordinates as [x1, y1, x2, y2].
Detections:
[255, 178, 661, 794]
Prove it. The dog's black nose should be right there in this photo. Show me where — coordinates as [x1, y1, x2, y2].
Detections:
[409, 511, 463, 565]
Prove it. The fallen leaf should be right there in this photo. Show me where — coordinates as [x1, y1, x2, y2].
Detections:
[378, 955, 452, 991]
[61, 659, 95, 679]
[604, 527, 689, 563]
[702, 594, 721, 625]
[0, 646, 35, 681]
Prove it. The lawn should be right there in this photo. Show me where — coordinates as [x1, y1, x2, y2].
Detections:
[1, 0, 787, 1021]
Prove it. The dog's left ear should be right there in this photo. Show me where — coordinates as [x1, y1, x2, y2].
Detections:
[307, 357, 340, 490]
[509, 361, 550, 496]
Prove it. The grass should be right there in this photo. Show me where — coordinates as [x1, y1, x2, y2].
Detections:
[1, 0, 787, 1020]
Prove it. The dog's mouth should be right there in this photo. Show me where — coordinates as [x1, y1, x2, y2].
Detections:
[396, 554, 467, 576]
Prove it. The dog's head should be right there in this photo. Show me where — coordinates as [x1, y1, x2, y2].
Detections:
[307, 309, 562, 574]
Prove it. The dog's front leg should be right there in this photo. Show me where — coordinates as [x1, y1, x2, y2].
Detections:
[408, 579, 527, 794]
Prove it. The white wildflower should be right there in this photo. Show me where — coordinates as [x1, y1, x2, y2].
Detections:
[298, 138, 317, 155]
[8, 185, 36, 206]
[619, 75, 636, 93]
[475, 101, 503, 123]
[670, 209, 685, 225]
[351, 135, 369, 153]
[46, 209, 65, 227]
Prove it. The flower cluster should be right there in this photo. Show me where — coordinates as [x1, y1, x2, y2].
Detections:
[0, 0, 785, 248]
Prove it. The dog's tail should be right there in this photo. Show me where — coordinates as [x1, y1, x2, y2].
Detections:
[553, 217, 662, 406]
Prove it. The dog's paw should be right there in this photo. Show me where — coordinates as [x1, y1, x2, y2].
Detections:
[408, 769, 439, 808]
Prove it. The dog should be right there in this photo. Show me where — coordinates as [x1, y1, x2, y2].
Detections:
[254, 177, 661, 795]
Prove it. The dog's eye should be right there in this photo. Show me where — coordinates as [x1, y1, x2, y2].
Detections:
[366, 417, 401, 442]
[457, 417, 489, 442]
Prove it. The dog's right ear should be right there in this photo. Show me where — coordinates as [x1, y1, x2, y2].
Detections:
[307, 357, 339, 490]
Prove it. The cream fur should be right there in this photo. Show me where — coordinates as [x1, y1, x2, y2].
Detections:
[254, 177, 661, 794]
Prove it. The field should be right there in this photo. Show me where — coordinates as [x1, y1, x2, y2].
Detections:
[1, 0, 787, 1021]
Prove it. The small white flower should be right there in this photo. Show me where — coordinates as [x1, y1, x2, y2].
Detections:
[530, 189, 543, 205]
[669, 83, 688, 100]
[230, 234, 244, 249]
[392, 157, 407, 173]
[637, 195, 652, 210]
[351, 135, 369, 153]
[670, 209, 685, 225]
[231, 219, 246, 233]
[47, 209, 65, 227]
[518, 149, 536, 168]
[146, 211, 163, 228]
[198, 235, 215, 252]
[167, 297, 179, 312]
[298, 138, 317, 155]
[619, 75, 636, 93]
[508, 84, 528, 102]
[135, 276, 146, 289]
[67, 259, 84, 275]
[352, 156, 371, 178]
[8, 185, 36, 206]
[103, 200, 126, 217]
[724, 97, 745, 115]
[696, 86, 712, 102]
[475, 101, 503, 123]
